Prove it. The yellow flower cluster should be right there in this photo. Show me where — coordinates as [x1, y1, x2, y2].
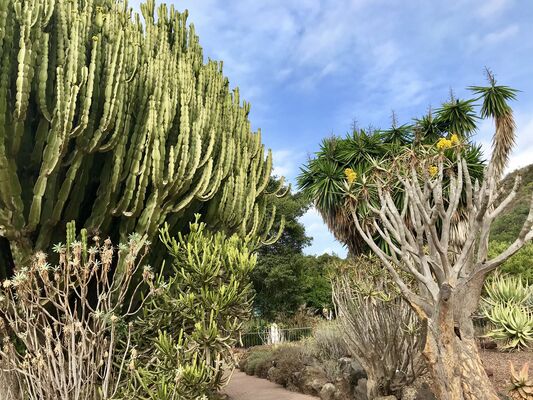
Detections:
[428, 165, 438, 177]
[436, 138, 452, 150]
[344, 168, 357, 184]
[450, 133, 460, 145]
[437, 134, 461, 151]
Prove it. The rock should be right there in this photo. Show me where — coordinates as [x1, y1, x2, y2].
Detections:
[374, 396, 397, 400]
[401, 386, 418, 400]
[320, 383, 336, 400]
[415, 383, 436, 400]
[479, 338, 497, 349]
[338, 356, 367, 384]
[334, 383, 353, 400]
[300, 365, 329, 396]
[353, 378, 368, 400]
[485, 367, 494, 377]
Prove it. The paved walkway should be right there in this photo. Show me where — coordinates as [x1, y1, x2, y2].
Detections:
[222, 370, 318, 400]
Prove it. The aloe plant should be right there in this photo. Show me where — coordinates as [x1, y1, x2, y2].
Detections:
[509, 363, 533, 400]
[484, 303, 533, 350]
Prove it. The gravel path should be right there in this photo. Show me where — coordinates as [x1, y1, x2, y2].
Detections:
[222, 370, 318, 400]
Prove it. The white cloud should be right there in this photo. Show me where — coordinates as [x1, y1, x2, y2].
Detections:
[299, 208, 347, 257]
[271, 149, 302, 181]
[476, 0, 513, 18]
[468, 25, 519, 51]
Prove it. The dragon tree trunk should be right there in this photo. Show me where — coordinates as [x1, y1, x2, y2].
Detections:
[419, 283, 499, 400]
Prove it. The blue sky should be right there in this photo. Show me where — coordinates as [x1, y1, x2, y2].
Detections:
[132, 0, 533, 257]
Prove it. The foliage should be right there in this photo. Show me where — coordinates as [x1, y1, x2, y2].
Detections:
[239, 348, 273, 377]
[311, 321, 350, 361]
[123, 216, 256, 398]
[491, 164, 533, 244]
[508, 363, 533, 400]
[332, 257, 424, 398]
[484, 303, 533, 350]
[298, 104, 485, 254]
[0, 0, 282, 278]
[489, 242, 533, 282]
[483, 274, 532, 307]
[0, 223, 150, 400]
[252, 179, 338, 319]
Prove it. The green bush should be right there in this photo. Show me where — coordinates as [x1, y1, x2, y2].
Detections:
[488, 242, 533, 282]
[123, 217, 257, 398]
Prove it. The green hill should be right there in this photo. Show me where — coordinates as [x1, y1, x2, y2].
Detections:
[491, 164, 533, 243]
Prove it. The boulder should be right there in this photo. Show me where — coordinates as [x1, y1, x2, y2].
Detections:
[353, 378, 368, 400]
[300, 365, 329, 396]
[338, 356, 367, 384]
[320, 383, 336, 400]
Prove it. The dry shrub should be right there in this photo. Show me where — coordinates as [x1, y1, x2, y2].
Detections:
[312, 321, 350, 361]
[0, 225, 152, 400]
[332, 256, 425, 398]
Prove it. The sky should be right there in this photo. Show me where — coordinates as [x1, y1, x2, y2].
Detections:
[131, 0, 533, 257]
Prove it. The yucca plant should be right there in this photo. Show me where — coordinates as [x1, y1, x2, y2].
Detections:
[484, 303, 533, 350]
[508, 363, 533, 400]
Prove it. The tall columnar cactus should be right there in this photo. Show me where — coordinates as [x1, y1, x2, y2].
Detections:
[0, 0, 283, 276]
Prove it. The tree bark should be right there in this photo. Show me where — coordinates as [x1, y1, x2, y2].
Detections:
[420, 285, 499, 400]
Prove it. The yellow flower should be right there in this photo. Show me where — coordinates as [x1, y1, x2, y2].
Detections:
[344, 168, 357, 184]
[436, 138, 452, 150]
[450, 133, 460, 145]
[428, 165, 438, 177]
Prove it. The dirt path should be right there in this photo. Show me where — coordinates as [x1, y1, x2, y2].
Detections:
[222, 370, 318, 400]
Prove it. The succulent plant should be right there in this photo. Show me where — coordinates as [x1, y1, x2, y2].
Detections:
[0, 0, 284, 277]
[508, 362, 533, 400]
[484, 274, 532, 307]
[484, 303, 533, 350]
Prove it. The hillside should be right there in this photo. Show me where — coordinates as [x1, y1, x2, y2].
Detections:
[491, 163, 533, 243]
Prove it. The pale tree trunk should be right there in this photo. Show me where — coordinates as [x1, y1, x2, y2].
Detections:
[420, 284, 499, 400]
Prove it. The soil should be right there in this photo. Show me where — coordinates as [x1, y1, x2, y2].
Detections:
[479, 347, 533, 395]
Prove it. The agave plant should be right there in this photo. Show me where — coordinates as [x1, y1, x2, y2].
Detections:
[508, 363, 533, 400]
[484, 303, 533, 350]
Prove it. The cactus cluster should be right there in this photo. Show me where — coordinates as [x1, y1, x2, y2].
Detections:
[0, 0, 283, 275]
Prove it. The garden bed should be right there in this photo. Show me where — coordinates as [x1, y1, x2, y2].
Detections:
[238, 342, 533, 399]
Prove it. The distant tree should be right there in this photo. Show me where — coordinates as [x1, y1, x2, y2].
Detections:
[251, 179, 341, 320]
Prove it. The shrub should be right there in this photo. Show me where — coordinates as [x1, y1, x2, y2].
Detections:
[242, 349, 273, 377]
[0, 223, 150, 400]
[270, 344, 305, 386]
[488, 242, 533, 282]
[123, 217, 257, 398]
[332, 256, 425, 398]
[312, 321, 350, 361]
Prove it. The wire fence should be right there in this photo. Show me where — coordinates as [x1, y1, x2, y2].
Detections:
[238, 326, 313, 348]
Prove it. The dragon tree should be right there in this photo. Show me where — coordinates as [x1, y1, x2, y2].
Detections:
[0, 0, 284, 277]
[344, 76, 531, 399]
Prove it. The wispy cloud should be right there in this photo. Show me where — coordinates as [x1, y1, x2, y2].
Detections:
[129, 0, 533, 258]
[476, 0, 513, 18]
